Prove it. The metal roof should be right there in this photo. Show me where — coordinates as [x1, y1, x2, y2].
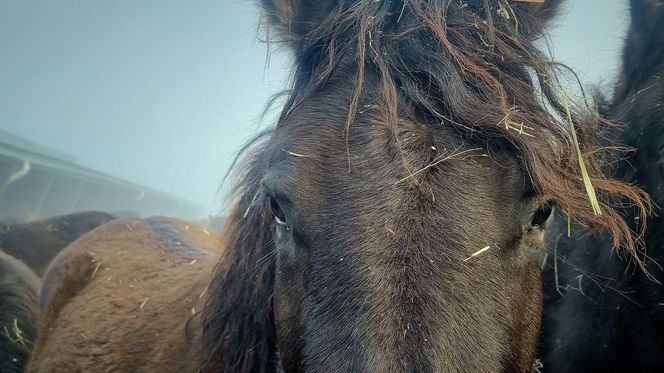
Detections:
[0, 129, 202, 220]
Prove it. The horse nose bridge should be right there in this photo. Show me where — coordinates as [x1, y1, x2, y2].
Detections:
[357, 242, 452, 372]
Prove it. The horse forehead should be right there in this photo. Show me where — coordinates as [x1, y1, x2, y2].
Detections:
[265, 116, 516, 195]
[265, 118, 516, 202]
[271, 111, 461, 156]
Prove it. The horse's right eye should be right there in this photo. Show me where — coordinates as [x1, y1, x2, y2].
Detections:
[269, 196, 289, 229]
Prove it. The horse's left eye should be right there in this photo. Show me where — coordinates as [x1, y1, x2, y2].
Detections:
[530, 203, 553, 229]
[269, 196, 290, 230]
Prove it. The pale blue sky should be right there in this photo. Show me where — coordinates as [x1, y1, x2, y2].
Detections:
[0, 0, 629, 215]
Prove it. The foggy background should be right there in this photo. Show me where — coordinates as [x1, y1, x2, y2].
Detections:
[0, 0, 629, 220]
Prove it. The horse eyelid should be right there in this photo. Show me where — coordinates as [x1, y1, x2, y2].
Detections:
[274, 216, 291, 231]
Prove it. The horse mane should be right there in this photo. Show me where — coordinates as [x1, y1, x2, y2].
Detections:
[201, 1, 651, 371]
[200, 141, 279, 372]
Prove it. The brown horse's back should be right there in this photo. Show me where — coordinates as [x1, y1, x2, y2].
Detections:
[0, 251, 39, 373]
[28, 217, 221, 373]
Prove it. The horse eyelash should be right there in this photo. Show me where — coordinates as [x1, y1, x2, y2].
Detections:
[254, 190, 270, 207]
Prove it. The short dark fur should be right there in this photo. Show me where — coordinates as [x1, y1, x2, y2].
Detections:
[0, 251, 39, 373]
[540, 0, 664, 370]
[202, 1, 649, 372]
[0, 211, 116, 276]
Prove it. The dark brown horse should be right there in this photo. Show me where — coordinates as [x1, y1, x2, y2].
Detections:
[0, 211, 116, 276]
[28, 1, 649, 372]
[0, 251, 39, 373]
[540, 0, 664, 371]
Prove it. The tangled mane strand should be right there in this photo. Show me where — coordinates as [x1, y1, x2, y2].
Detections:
[265, 0, 650, 258]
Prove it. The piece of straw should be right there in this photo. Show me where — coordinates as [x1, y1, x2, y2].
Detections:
[91, 261, 103, 280]
[463, 246, 491, 262]
[562, 91, 602, 215]
[282, 149, 312, 158]
[139, 297, 150, 310]
[567, 209, 572, 237]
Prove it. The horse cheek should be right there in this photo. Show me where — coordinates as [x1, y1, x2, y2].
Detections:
[274, 238, 308, 371]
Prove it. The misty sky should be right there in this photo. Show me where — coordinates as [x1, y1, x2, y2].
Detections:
[0, 0, 629, 216]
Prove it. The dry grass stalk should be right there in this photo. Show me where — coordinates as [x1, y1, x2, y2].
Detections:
[282, 149, 312, 158]
[2, 319, 30, 348]
[463, 246, 491, 262]
[199, 286, 208, 299]
[394, 147, 484, 185]
[91, 261, 103, 280]
[562, 90, 602, 216]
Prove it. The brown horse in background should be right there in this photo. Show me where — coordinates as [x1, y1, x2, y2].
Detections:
[0, 251, 39, 373]
[29, 217, 221, 372]
[28, 1, 649, 372]
[0, 211, 116, 276]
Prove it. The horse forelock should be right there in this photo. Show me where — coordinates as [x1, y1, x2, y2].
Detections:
[266, 0, 649, 258]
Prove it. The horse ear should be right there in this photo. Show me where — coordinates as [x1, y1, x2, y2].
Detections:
[629, 0, 664, 30]
[260, 0, 338, 44]
[523, 0, 564, 21]
[201, 163, 279, 372]
[511, 0, 565, 39]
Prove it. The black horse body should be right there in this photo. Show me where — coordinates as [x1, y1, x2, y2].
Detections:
[0, 252, 39, 373]
[540, 1, 664, 371]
